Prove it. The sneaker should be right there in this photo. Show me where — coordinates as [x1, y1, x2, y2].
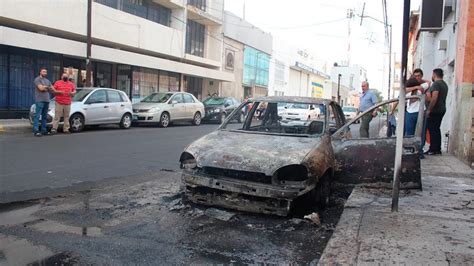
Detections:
[63, 130, 71, 134]
[50, 129, 57, 135]
[34, 133, 42, 137]
[42, 132, 51, 136]
[425, 150, 442, 155]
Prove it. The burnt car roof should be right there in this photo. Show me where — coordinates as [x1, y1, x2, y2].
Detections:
[249, 96, 331, 104]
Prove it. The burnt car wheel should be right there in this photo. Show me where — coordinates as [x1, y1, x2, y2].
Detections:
[160, 112, 170, 128]
[314, 174, 331, 208]
[193, 112, 202, 126]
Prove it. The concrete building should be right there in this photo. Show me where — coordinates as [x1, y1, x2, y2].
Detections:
[221, 11, 272, 100]
[269, 38, 330, 99]
[330, 64, 368, 92]
[409, 0, 473, 166]
[0, 0, 233, 118]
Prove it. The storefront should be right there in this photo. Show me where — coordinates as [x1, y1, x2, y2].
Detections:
[0, 45, 183, 118]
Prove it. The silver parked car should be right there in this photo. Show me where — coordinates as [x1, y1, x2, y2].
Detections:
[132, 92, 204, 128]
[29, 88, 133, 132]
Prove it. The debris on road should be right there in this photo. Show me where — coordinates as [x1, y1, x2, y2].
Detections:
[304, 213, 321, 226]
[204, 208, 236, 221]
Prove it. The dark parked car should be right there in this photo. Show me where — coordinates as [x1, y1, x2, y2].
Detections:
[180, 96, 422, 216]
[202, 97, 244, 123]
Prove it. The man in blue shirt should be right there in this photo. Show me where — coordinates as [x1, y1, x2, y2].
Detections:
[358, 81, 378, 138]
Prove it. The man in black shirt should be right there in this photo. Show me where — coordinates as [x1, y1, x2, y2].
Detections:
[425, 68, 448, 155]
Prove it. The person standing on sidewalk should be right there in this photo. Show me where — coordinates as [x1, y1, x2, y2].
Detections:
[358, 81, 378, 138]
[51, 73, 76, 134]
[33, 67, 53, 137]
[425, 68, 448, 155]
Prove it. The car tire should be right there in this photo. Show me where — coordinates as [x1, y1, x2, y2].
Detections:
[314, 174, 331, 209]
[219, 113, 226, 124]
[237, 112, 245, 123]
[69, 113, 84, 133]
[120, 113, 132, 129]
[193, 112, 202, 126]
[159, 112, 170, 128]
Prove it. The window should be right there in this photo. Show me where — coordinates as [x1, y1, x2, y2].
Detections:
[243, 46, 270, 87]
[188, 0, 206, 11]
[159, 71, 180, 92]
[185, 76, 203, 100]
[87, 90, 107, 103]
[183, 94, 195, 103]
[186, 20, 205, 57]
[107, 90, 123, 103]
[96, 0, 171, 27]
[171, 94, 184, 103]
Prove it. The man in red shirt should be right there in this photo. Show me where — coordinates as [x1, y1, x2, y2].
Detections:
[51, 73, 76, 134]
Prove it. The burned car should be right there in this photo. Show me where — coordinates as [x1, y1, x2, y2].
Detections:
[180, 96, 422, 216]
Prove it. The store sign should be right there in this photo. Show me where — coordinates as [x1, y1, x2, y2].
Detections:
[311, 81, 324, 98]
[295, 62, 330, 79]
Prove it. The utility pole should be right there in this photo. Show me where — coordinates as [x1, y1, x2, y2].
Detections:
[346, 9, 354, 66]
[337, 74, 342, 105]
[392, 0, 411, 212]
[86, 0, 92, 87]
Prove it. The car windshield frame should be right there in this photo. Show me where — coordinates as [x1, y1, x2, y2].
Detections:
[203, 97, 226, 105]
[73, 89, 92, 102]
[141, 93, 174, 103]
[219, 100, 327, 138]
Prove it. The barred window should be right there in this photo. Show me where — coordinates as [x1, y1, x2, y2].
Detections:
[186, 20, 205, 57]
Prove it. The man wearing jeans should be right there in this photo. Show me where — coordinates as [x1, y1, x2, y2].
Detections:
[425, 68, 448, 155]
[51, 73, 76, 134]
[32, 67, 53, 137]
[358, 81, 378, 138]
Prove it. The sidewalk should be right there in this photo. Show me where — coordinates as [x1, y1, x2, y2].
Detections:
[0, 119, 31, 133]
[319, 155, 474, 265]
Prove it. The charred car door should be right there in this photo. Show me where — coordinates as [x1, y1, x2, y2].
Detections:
[331, 98, 422, 189]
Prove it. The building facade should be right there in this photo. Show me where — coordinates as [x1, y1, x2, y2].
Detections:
[269, 38, 330, 99]
[0, 0, 233, 118]
[221, 11, 272, 100]
[409, 0, 473, 166]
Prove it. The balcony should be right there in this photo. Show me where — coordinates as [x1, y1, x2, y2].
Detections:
[186, 1, 222, 25]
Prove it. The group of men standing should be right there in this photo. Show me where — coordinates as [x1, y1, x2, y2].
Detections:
[359, 68, 448, 157]
[33, 67, 76, 137]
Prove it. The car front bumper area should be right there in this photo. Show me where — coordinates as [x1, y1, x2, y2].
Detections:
[132, 112, 160, 123]
[182, 170, 309, 216]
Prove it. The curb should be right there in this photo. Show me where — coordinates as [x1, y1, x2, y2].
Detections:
[0, 120, 32, 134]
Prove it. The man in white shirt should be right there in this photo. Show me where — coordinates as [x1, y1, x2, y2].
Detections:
[390, 69, 430, 136]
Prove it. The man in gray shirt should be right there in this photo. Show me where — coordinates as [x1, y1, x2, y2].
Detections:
[33, 67, 53, 136]
[358, 81, 378, 138]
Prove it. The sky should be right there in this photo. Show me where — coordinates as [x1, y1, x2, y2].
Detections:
[224, 0, 421, 99]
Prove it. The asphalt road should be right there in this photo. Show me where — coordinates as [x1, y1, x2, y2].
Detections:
[0, 123, 219, 199]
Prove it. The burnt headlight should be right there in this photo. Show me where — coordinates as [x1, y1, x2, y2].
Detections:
[275, 165, 308, 182]
[180, 152, 197, 169]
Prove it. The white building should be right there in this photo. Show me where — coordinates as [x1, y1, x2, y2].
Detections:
[0, 0, 233, 117]
[330, 64, 367, 92]
[269, 37, 330, 99]
[221, 11, 273, 100]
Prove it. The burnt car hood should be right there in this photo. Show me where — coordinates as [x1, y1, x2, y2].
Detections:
[185, 130, 321, 176]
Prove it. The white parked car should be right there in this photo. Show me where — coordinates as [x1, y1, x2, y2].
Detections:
[132, 92, 204, 128]
[29, 88, 133, 132]
[280, 103, 321, 121]
[342, 106, 359, 123]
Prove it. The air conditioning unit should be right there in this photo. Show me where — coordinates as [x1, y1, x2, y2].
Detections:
[438, 40, 448, 50]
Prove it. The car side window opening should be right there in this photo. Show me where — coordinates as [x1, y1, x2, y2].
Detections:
[183, 94, 195, 103]
[171, 94, 184, 103]
[224, 99, 232, 106]
[107, 90, 123, 103]
[87, 90, 107, 104]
